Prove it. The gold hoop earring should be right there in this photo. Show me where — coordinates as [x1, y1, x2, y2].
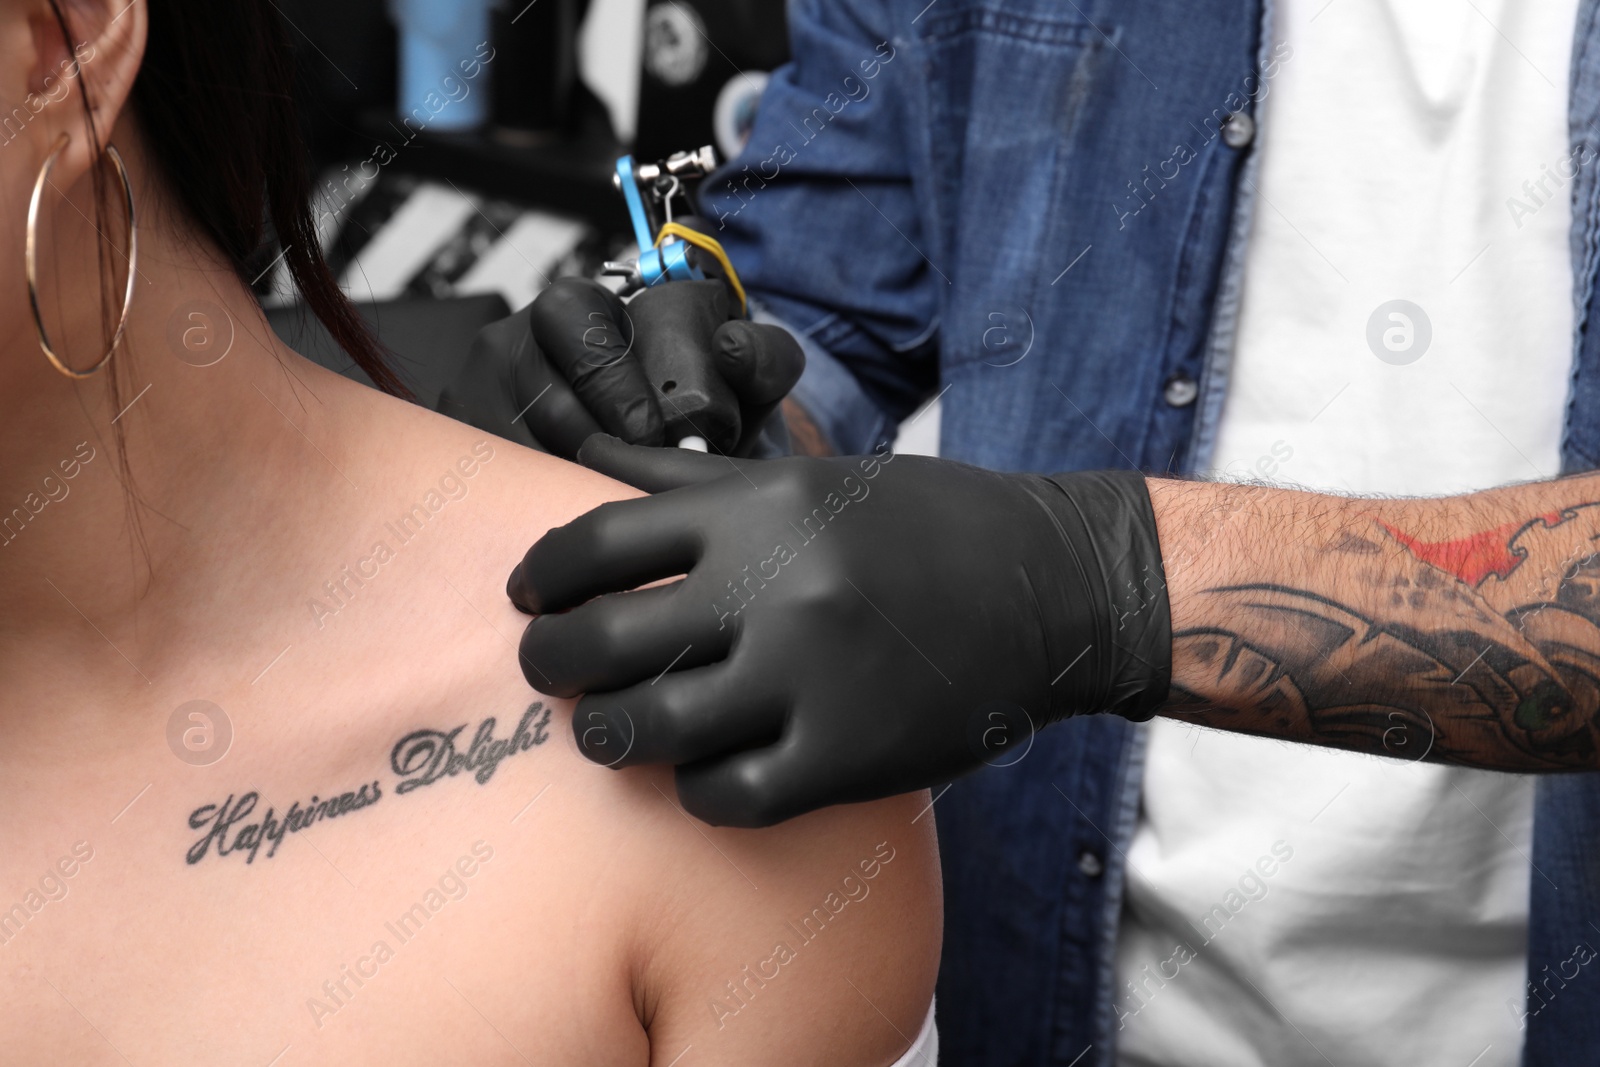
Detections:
[25, 131, 139, 381]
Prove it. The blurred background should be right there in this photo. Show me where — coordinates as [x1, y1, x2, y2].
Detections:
[260, 0, 787, 405]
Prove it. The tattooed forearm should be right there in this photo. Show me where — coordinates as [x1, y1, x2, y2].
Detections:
[1151, 478, 1600, 770]
[185, 703, 550, 866]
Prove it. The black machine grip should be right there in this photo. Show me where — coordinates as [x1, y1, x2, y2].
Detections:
[627, 281, 742, 451]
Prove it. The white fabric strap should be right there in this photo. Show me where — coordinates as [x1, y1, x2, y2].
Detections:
[887, 998, 937, 1067]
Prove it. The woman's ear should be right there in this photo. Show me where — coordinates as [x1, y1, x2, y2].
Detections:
[24, 0, 148, 169]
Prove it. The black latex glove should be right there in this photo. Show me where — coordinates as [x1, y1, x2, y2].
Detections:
[436, 277, 804, 459]
[506, 436, 1172, 827]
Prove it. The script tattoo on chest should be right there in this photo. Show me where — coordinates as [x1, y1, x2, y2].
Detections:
[186, 781, 384, 866]
[184, 702, 550, 866]
[389, 702, 550, 794]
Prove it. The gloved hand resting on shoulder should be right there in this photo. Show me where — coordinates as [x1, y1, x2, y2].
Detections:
[507, 435, 1171, 827]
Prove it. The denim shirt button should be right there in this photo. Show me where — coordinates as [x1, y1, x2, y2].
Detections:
[1077, 850, 1104, 878]
[1222, 111, 1255, 149]
[1163, 372, 1199, 407]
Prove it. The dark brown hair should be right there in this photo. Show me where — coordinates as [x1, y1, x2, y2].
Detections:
[48, 0, 406, 396]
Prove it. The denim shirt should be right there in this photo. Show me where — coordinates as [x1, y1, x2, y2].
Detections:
[706, 0, 1600, 1062]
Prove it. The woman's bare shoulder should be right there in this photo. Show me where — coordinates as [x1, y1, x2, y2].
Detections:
[358, 392, 943, 1066]
[348, 385, 640, 548]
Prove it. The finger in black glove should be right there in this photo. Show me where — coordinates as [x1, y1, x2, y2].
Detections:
[434, 279, 653, 457]
[433, 310, 548, 452]
[526, 277, 664, 451]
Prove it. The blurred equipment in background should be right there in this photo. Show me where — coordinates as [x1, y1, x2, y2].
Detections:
[635, 0, 786, 162]
[264, 0, 787, 393]
[389, 0, 497, 131]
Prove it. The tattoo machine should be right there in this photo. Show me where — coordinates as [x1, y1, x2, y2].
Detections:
[602, 146, 749, 453]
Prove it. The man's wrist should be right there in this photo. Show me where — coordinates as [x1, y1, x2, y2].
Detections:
[1027, 469, 1172, 722]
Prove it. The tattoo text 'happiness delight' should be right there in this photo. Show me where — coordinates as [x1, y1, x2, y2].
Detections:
[185, 703, 550, 866]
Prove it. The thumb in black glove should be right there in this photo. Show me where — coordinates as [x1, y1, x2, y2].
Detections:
[506, 435, 1171, 827]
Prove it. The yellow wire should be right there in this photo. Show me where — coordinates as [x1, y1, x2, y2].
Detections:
[655, 222, 748, 315]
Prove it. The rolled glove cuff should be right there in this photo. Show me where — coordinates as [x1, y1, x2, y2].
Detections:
[1020, 469, 1172, 723]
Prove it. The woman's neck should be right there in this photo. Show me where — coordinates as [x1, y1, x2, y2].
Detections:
[0, 150, 380, 690]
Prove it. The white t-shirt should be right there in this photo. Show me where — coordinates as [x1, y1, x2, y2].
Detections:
[1115, 1, 1577, 1065]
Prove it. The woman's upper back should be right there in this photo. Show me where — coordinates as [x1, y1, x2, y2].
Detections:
[0, 365, 940, 1065]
